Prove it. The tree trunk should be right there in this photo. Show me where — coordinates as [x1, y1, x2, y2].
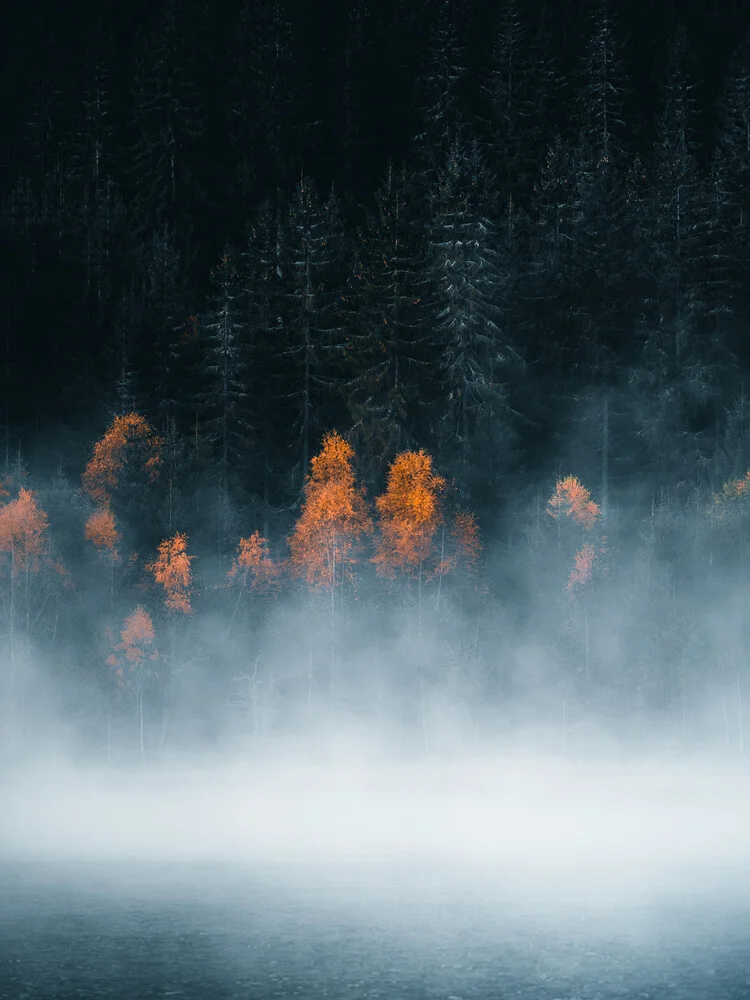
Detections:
[738, 673, 744, 756]
[138, 675, 145, 764]
[601, 395, 609, 519]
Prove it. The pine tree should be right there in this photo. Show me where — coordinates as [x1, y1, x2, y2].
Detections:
[715, 30, 750, 335]
[133, 224, 193, 431]
[227, 0, 294, 207]
[424, 138, 519, 502]
[411, 0, 469, 204]
[240, 202, 287, 536]
[480, 0, 532, 223]
[343, 164, 425, 475]
[128, 0, 205, 240]
[650, 25, 709, 356]
[569, 0, 632, 384]
[635, 26, 717, 487]
[197, 247, 248, 557]
[279, 178, 348, 493]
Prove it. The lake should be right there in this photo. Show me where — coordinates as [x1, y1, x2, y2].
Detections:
[1, 759, 748, 998]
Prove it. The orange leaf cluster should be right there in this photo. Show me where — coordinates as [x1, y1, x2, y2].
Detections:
[147, 532, 194, 613]
[288, 431, 371, 589]
[106, 606, 158, 682]
[566, 543, 597, 595]
[718, 471, 750, 503]
[228, 531, 280, 591]
[85, 507, 120, 560]
[452, 512, 482, 569]
[82, 413, 162, 506]
[0, 488, 49, 572]
[373, 450, 446, 577]
[547, 475, 600, 529]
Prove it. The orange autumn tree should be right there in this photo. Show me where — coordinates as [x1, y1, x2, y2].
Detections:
[85, 507, 120, 559]
[547, 476, 604, 686]
[718, 471, 750, 501]
[106, 606, 159, 761]
[431, 511, 484, 610]
[0, 488, 50, 572]
[547, 475, 601, 529]
[547, 475, 603, 595]
[82, 412, 162, 506]
[373, 449, 449, 631]
[85, 506, 122, 621]
[147, 532, 194, 614]
[288, 431, 371, 590]
[373, 449, 446, 579]
[0, 488, 51, 671]
[436, 511, 483, 576]
[228, 531, 280, 592]
[226, 531, 280, 637]
[566, 542, 598, 595]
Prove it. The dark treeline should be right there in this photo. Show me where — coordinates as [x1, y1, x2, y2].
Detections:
[1, 0, 750, 760]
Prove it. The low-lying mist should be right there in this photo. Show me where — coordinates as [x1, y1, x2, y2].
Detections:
[2, 754, 747, 911]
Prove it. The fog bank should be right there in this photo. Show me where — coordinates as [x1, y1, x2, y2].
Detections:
[1, 757, 747, 909]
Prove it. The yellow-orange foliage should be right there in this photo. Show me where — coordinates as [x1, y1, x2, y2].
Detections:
[288, 431, 371, 589]
[0, 488, 49, 572]
[452, 512, 482, 569]
[106, 606, 158, 683]
[547, 475, 600, 529]
[228, 531, 280, 591]
[718, 471, 750, 503]
[85, 507, 120, 560]
[373, 450, 446, 577]
[147, 532, 194, 613]
[567, 543, 597, 595]
[82, 413, 162, 506]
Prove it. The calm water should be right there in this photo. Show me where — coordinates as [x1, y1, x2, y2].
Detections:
[1, 762, 749, 998]
[1, 859, 749, 999]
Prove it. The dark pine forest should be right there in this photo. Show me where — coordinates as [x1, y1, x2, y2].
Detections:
[2, 0, 750, 761]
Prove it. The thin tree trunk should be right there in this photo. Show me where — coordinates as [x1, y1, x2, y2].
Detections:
[435, 526, 445, 610]
[601, 395, 609, 519]
[138, 675, 145, 764]
[722, 692, 731, 749]
[420, 672, 430, 756]
[308, 634, 313, 704]
[330, 545, 336, 704]
[583, 604, 589, 687]
[417, 561, 423, 637]
[738, 673, 744, 756]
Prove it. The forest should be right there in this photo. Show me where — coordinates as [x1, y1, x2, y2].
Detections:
[1, 0, 750, 760]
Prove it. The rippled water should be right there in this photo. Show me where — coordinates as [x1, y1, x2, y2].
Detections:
[1, 762, 748, 998]
[3, 860, 749, 998]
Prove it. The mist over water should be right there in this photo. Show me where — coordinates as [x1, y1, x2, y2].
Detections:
[2, 756, 748, 884]
[2, 754, 750, 1000]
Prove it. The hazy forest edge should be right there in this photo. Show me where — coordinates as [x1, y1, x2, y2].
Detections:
[2, 0, 750, 760]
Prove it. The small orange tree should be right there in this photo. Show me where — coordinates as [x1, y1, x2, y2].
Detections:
[145, 532, 194, 753]
[147, 532, 194, 614]
[85, 507, 120, 613]
[0, 488, 53, 686]
[373, 450, 446, 576]
[228, 532, 280, 591]
[547, 475, 601, 529]
[373, 449, 447, 628]
[82, 413, 162, 507]
[226, 531, 280, 636]
[547, 475, 604, 683]
[547, 475, 603, 592]
[106, 606, 159, 762]
[288, 431, 371, 699]
[288, 432, 371, 590]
